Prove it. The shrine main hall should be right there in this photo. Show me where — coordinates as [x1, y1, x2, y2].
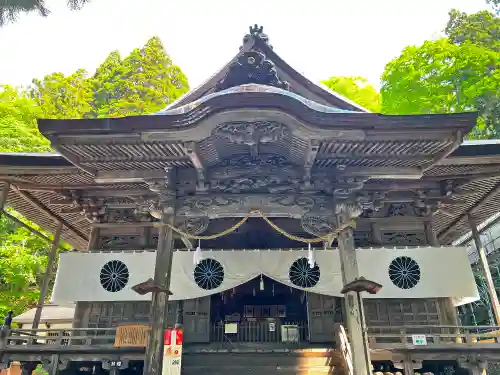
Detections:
[1, 25, 500, 375]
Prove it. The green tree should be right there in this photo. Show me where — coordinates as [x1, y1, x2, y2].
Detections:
[0, 0, 89, 27]
[31, 70, 93, 119]
[445, 9, 500, 51]
[381, 39, 500, 138]
[0, 212, 53, 318]
[0, 36, 189, 317]
[0, 85, 51, 152]
[322, 76, 381, 112]
[91, 37, 189, 117]
[31, 37, 189, 119]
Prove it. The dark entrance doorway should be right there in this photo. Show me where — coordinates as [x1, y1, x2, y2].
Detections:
[210, 275, 308, 343]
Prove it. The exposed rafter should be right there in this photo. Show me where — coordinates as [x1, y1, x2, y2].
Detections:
[439, 180, 500, 241]
[10, 184, 88, 242]
[183, 142, 206, 191]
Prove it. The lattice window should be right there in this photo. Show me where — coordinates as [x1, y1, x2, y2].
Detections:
[85, 302, 176, 329]
[364, 299, 440, 326]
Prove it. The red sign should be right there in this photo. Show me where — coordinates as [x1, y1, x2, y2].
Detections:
[163, 328, 183, 375]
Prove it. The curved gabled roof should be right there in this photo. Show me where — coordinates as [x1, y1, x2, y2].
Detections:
[163, 26, 369, 113]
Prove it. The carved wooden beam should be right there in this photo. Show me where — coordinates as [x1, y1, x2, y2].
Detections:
[424, 171, 500, 182]
[46, 136, 98, 176]
[95, 169, 165, 184]
[48, 190, 153, 206]
[421, 130, 462, 172]
[338, 167, 422, 179]
[0, 167, 80, 175]
[316, 153, 434, 162]
[183, 141, 206, 191]
[303, 140, 320, 188]
[10, 185, 88, 241]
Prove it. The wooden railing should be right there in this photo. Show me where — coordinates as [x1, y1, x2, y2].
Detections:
[334, 324, 353, 375]
[2, 324, 500, 352]
[1, 327, 118, 347]
[367, 325, 500, 348]
[210, 321, 308, 344]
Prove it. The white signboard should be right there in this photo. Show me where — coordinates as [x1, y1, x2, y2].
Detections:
[411, 334, 427, 345]
[162, 328, 183, 375]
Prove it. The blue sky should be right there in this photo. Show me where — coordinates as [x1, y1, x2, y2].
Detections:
[0, 0, 491, 90]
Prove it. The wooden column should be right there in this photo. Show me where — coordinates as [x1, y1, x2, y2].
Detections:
[336, 208, 371, 375]
[175, 300, 184, 329]
[0, 182, 10, 214]
[32, 221, 63, 330]
[424, 219, 439, 247]
[87, 226, 100, 252]
[143, 210, 175, 375]
[468, 214, 500, 325]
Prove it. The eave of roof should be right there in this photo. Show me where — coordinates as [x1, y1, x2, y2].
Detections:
[13, 304, 75, 324]
[37, 95, 477, 137]
[0, 152, 71, 167]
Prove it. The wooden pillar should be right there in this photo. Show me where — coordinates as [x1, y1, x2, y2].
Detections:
[143, 210, 175, 375]
[0, 182, 10, 214]
[175, 300, 184, 329]
[336, 208, 371, 375]
[424, 219, 439, 246]
[87, 226, 100, 252]
[468, 214, 500, 326]
[371, 222, 382, 246]
[32, 221, 63, 330]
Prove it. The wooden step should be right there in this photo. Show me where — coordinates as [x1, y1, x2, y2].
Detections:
[182, 351, 349, 375]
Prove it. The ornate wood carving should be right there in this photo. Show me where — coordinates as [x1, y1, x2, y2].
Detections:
[177, 194, 334, 218]
[301, 214, 336, 237]
[216, 51, 289, 92]
[213, 121, 288, 147]
[353, 231, 374, 248]
[380, 231, 426, 246]
[98, 235, 141, 249]
[177, 216, 209, 235]
[242, 24, 272, 48]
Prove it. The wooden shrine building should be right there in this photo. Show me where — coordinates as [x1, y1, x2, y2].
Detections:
[1, 25, 500, 375]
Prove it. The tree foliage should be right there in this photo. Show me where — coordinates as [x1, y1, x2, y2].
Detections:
[0, 0, 90, 27]
[31, 37, 189, 119]
[0, 212, 54, 318]
[445, 9, 500, 51]
[381, 10, 500, 139]
[321, 76, 381, 112]
[0, 36, 188, 317]
[0, 86, 51, 152]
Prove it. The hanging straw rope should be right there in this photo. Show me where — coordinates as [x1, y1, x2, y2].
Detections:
[157, 210, 356, 243]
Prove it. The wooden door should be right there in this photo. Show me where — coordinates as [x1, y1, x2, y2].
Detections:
[183, 297, 210, 343]
[307, 293, 343, 343]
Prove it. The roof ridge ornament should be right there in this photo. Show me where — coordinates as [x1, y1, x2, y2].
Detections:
[216, 50, 289, 92]
[241, 24, 272, 49]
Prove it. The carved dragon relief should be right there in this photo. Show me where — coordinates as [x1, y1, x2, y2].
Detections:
[213, 121, 289, 147]
[177, 194, 334, 219]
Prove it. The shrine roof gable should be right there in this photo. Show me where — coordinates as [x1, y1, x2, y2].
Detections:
[163, 25, 368, 113]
